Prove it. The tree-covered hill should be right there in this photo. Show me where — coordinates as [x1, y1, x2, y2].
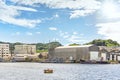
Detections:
[0, 41, 62, 52]
[0, 39, 119, 52]
[85, 39, 120, 47]
[69, 43, 80, 46]
[36, 42, 62, 52]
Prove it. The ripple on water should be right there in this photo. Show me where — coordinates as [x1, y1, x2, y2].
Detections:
[0, 63, 120, 80]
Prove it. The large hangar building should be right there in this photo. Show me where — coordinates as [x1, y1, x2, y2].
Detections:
[49, 45, 100, 62]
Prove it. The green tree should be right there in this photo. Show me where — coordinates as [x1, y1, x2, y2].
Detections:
[36, 43, 47, 50]
[85, 39, 119, 47]
[69, 43, 80, 46]
[47, 41, 62, 50]
[36, 41, 62, 52]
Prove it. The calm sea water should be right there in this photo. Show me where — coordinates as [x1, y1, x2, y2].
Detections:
[0, 63, 120, 80]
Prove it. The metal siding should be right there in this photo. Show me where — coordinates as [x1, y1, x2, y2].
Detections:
[76, 47, 89, 61]
[90, 51, 99, 61]
[54, 48, 76, 60]
[49, 45, 100, 62]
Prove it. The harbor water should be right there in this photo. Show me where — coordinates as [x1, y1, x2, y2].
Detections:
[0, 63, 120, 80]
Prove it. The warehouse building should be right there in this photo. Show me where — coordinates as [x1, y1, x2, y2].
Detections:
[14, 45, 36, 54]
[49, 45, 100, 62]
[14, 45, 37, 61]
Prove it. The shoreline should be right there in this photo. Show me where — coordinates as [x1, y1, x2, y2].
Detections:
[0, 61, 119, 64]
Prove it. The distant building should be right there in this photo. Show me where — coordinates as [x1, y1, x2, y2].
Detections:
[98, 46, 120, 62]
[49, 45, 100, 62]
[14, 45, 36, 54]
[0, 44, 11, 60]
[99, 46, 110, 61]
[14, 45, 36, 61]
[108, 47, 120, 61]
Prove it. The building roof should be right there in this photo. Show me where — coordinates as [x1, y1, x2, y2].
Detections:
[55, 45, 94, 49]
[15, 45, 36, 47]
[0, 44, 9, 45]
[98, 46, 120, 53]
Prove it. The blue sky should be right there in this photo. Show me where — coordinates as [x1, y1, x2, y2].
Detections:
[0, 0, 120, 45]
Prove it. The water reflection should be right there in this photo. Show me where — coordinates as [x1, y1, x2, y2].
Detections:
[0, 63, 120, 80]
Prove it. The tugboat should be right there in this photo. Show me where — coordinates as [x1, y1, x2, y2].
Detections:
[44, 69, 53, 73]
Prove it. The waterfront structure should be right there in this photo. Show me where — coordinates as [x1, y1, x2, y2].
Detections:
[99, 46, 109, 61]
[99, 46, 120, 62]
[14, 45, 36, 61]
[0, 44, 11, 60]
[49, 45, 100, 62]
[109, 47, 120, 61]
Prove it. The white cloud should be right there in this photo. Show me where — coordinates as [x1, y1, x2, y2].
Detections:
[54, 14, 59, 18]
[26, 32, 33, 36]
[10, 0, 100, 9]
[73, 32, 78, 35]
[68, 35, 82, 43]
[10, 0, 101, 19]
[0, 0, 41, 28]
[12, 6, 37, 12]
[49, 27, 57, 31]
[41, 14, 59, 21]
[70, 9, 95, 19]
[0, 16, 41, 28]
[101, 0, 120, 19]
[59, 31, 85, 43]
[10, 0, 37, 6]
[36, 32, 41, 34]
[96, 21, 120, 43]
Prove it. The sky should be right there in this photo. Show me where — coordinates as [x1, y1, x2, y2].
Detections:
[0, 0, 120, 45]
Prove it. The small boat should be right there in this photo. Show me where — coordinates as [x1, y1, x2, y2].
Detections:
[44, 69, 53, 73]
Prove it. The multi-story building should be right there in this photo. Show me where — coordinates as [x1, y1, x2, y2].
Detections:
[14, 45, 37, 61]
[14, 45, 36, 54]
[0, 44, 10, 59]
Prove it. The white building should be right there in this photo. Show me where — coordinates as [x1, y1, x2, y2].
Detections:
[0, 44, 10, 59]
[14, 45, 36, 61]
